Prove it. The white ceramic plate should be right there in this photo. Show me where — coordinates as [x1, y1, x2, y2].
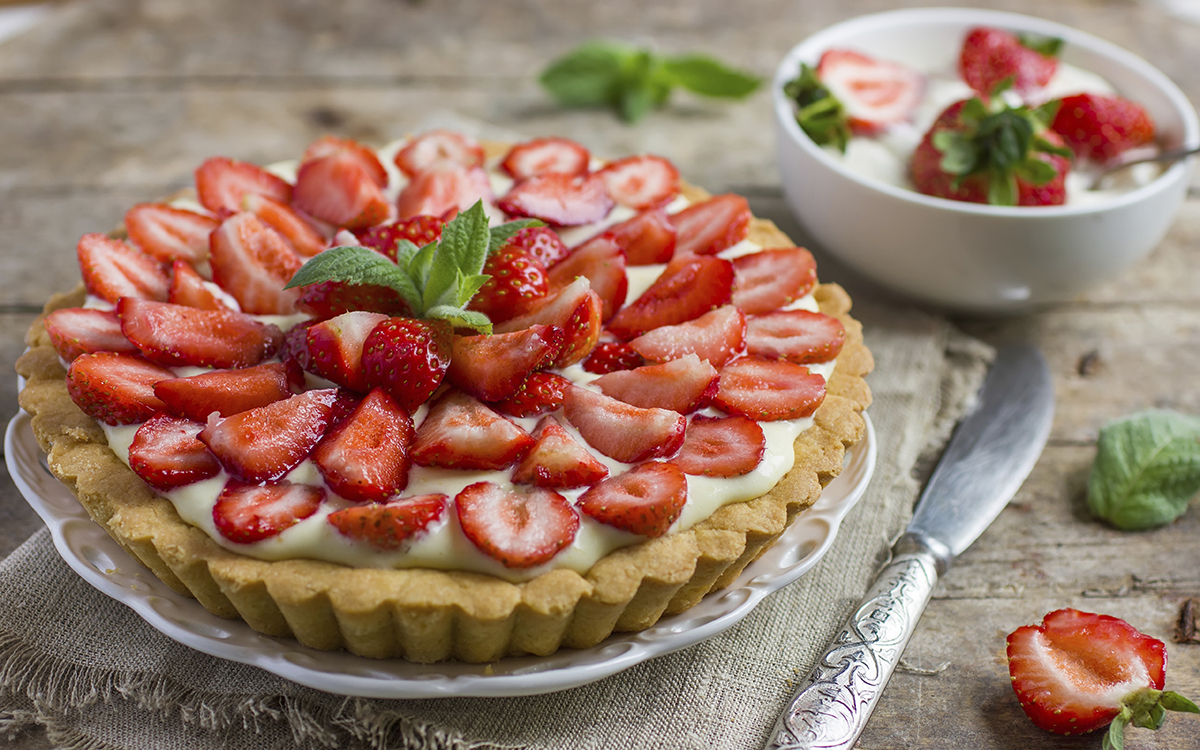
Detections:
[6, 410, 875, 698]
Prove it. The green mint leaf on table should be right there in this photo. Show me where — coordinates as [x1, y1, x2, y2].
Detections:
[782, 63, 850, 152]
[660, 54, 762, 98]
[1086, 409, 1200, 530]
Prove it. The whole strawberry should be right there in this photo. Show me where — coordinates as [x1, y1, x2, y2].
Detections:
[1007, 608, 1199, 748]
[1051, 93, 1156, 162]
[911, 97, 1072, 206]
[960, 27, 1060, 96]
[361, 317, 452, 411]
[467, 246, 549, 323]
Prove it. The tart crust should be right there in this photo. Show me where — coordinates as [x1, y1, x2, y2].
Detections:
[16, 181, 872, 663]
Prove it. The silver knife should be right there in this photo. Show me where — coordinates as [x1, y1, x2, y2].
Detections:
[763, 343, 1054, 750]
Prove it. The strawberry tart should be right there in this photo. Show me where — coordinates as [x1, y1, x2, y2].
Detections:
[16, 131, 872, 663]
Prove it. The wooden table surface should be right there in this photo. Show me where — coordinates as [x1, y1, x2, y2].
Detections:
[1, 1, 1198, 748]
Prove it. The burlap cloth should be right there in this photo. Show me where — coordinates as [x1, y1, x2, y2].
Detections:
[0, 294, 993, 750]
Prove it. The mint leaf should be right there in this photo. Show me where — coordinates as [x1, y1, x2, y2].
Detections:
[1087, 409, 1200, 530]
[424, 202, 489, 312]
[661, 54, 761, 98]
[539, 40, 628, 108]
[284, 245, 406, 291]
[425, 305, 492, 334]
[487, 219, 543, 256]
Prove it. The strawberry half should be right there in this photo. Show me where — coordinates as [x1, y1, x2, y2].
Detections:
[43, 307, 138, 362]
[77, 233, 170, 304]
[562, 385, 686, 463]
[577, 461, 688, 538]
[446, 325, 565, 403]
[500, 225, 571, 268]
[360, 317, 453, 411]
[313, 388, 415, 503]
[592, 354, 718, 414]
[354, 215, 445, 262]
[714, 356, 826, 421]
[512, 416, 610, 489]
[393, 130, 485, 178]
[117, 298, 283, 370]
[242, 193, 328, 258]
[455, 482, 579, 569]
[212, 480, 325, 544]
[326, 494, 447, 550]
[960, 27, 1059, 97]
[209, 212, 303, 315]
[124, 203, 219, 265]
[596, 155, 680, 210]
[169, 261, 227, 311]
[497, 173, 614, 227]
[669, 194, 751, 257]
[815, 49, 923, 135]
[488, 371, 572, 418]
[548, 234, 628, 321]
[731, 247, 818, 315]
[467, 245, 550, 323]
[1051, 93, 1157, 162]
[199, 388, 341, 483]
[628, 304, 746, 366]
[494, 277, 603, 368]
[744, 309, 846, 365]
[500, 137, 591, 180]
[582, 341, 645, 375]
[195, 157, 292, 216]
[66, 352, 174, 425]
[673, 415, 765, 477]
[604, 207, 676, 266]
[128, 413, 221, 492]
[1007, 608, 1200, 745]
[410, 390, 534, 470]
[292, 150, 390, 230]
[396, 164, 492, 221]
[303, 311, 391, 392]
[154, 362, 299, 422]
[606, 255, 735, 341]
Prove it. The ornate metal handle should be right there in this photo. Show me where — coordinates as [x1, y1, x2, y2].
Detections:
[762, 545, 940, 750]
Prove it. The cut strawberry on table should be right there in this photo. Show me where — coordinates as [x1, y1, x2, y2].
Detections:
[627, 304, 746, 366]
[714, 356, 826, 421]
[467, 244, 550, 323]
[1051, 93, 1157, 162]
[596, 155, 680, 211]
[500, 225, 571, 268]
[66, 352, 174, 425]
[1007, 608, 1199, 748]
[592, 354, 718, 414]
[242, 193, 328, 258]
[744, 309, 846, 365]
[670, 194, 750, 257]
[512, 416, 610, 489]
[128, 413, 221, 492]
[495, 276, 603, 367]
[212, 479, 325, 544]
[488, 371, 572, 418]
[77, 233, 170, 304]
[410, 390, 534, 470]
[960, 26, 1060, 97]
[606, 254, 734, 340]
[731, 247, 817, 315]
[195, 156, 293, 217]
[604, 207, 676, 266]
[326, 493, 448, 550]
[209, 212, 303, 315]
[501, 137, 591, 180]
[674, 415, 765, 477]
[562, 385, 686, 463]
[455, 481, 579, 568]
[360, 317, 453, 410]
[124, 203, 219, 266]
[446, 325, 565, 402]
[547, 234, 628, 321]
[313, 388, 415, 504]
[293, 148, 391, 230]
[117, 297, 283, 370]
[577, 461, 688, 538]
[354, 215, 445, 262]
[168, 261, 227, 311]
[393, 129, 485, 178]
[815, 49, 923, 136]
[43, 307, 138, 362]
[303, 311, 390, 392]
[154, 361, 299, 422]
[199, 388, 342, 483]
[396, 164, 492, 221]
[497, 172, 614, 226]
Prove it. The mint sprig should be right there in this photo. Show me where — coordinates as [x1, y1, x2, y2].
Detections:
[285, 202, 542, 334]
[782, 63, 851, 152]
[539, 40, 760, 124]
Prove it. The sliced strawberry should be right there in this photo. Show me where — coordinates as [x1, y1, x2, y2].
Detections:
[455, 482, 579, 568]
[596, 155, 680, 210]
[410, 390, 534, 470]
[66, 352, 174, 425]
[154, 362, 299, 422]
[488, 372, 572, 418]
[512, 416, 609, 489]
[303, 311, 391, 392]
[43, 307, 138, 362]
[446, 325, 565, 402]
[208, 212, 303, 315]
[494, 277, 602, 368]
[582, 341, 645, 375]
[731, 247, 818, 314]
[497, 172, 614, 227]
[816, 49, 924, 135]
[117, 298, 282, 369]
[360, 317, 453, 411]
[301, 135, 388, 188]
[124, 203, 219, 265]
[195, 157, 292, 216]
[466, 246, 550, 323]
[313, 388, 415, 503]
[294, 281, 410, 320]
[500, 225, 571, 268]
[549, 235, 628, 321]
[604, 207, 676, 266]
[670, 194, 751, 257]
[960, 27, 1058, 97]
[673, 415, 765, 477]
[77, 233, 170, 304]
[500, 137, 591, 180]
[242, 193, 328, 257]
[562, 385, 686, 463]
[327, 494, 447, 550]
[745, 310, 846, 365]
[606, 255, 734, 340]
[199, 388, 341, 482]
[714, 356, 826, 421]
[1051, 93, 1157, 162]
[577, 461, 687, 538]
[212, 480, 325, 544]
[628, 304, 745, 366]
[128, 413, 221, 492]
[393, 130, 485, 178]
[292, 150, 390, 230]
[592, 354, 718, 414]
[396, 164, 492, 221]
[168, 260, 227, 311]
[354, 215, 445, 262]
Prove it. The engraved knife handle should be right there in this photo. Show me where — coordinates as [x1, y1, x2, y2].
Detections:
[762, 542, 942, 750]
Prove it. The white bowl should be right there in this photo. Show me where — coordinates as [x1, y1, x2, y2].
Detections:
[772, 7, 1199, 313]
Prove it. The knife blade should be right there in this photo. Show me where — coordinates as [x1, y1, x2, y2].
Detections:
[763, 343, 1054, 750]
